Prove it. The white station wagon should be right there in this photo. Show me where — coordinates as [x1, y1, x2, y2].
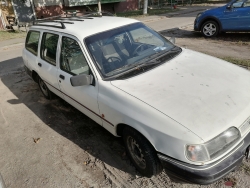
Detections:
[22, 13, 250, 184]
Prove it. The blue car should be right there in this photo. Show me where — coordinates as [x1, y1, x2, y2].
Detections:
[194, 0, 250, 37]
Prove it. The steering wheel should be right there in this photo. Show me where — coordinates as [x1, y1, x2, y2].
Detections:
[132, 44, 148, 56]
[104, 56, 122, 72]
[107, 56, 121, 63]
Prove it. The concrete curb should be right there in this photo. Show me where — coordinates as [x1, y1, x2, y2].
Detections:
[0, 43, 24, 51]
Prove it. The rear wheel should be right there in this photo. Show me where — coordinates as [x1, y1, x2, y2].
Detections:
[38, 76, 52, 99]
[201, 21, 219, 37]
[123, 127, 163, 177]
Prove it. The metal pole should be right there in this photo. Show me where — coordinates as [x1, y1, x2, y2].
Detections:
[30, 0, 37, 20]
[143, 0, 147, 14]
[98, 0, 102, 15]
[10, 0, 18, 24]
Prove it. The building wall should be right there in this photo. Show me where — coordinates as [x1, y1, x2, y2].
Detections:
[114, 0, 138, 12]
[34, 0, 64, 18]
[35, 5, 64, 18]
[33, 0, 64, 7]
[34, 0, 138, 18]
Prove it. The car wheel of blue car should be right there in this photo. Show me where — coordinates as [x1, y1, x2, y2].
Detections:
[201, 21, 219, 37]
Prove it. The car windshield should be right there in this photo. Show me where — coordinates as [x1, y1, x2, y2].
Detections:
[85, 22, 175, 78]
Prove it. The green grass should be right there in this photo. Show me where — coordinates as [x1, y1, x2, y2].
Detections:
[221, 57, 250, 68]
[0, 30, 26, 41]
[116, 8, 179, 17]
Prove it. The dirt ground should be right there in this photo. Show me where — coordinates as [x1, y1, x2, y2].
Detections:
[160, 25, 250, 63]
[0, 28, 250, 188]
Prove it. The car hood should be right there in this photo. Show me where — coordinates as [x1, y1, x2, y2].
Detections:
[111, 49, 250, 141]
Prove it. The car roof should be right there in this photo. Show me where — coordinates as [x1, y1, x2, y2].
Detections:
[30, 16, 139, 40]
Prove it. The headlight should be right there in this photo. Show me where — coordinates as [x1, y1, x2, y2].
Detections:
[186, 127, 241, 162]
[196, 13, 203, 19]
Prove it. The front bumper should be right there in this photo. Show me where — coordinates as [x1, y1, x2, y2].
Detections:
[194, 19, 199, 31]
[158, 131, 250, 185]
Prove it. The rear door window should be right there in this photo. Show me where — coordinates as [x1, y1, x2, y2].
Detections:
[40, 32, 59, 66]
[25, 31, 40, 55]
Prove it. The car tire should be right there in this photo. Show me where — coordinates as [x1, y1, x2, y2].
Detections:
[123, 126, 163, 177]
[38, 76, 52, 100]
[201, 21, 219, 37]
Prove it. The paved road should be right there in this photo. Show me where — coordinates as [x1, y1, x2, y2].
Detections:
[135, 5, 224, 32]
[146, 11, 198, 31]
[0, 44, 24, 77]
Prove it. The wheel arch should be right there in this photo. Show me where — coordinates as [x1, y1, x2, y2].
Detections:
[32, 70, 39, 83]
[199, 17, 222, 32]
[116, 123, 158, 151]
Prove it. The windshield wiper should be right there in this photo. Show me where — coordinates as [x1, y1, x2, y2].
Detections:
[111, 60, 161, 80]
[136, 59, 160, 68]
[136, 46, 181, 64]
[106, 62, 139, 76]
[156, 46, 181, 62]
[109, 46, 182, 80]
[136, 46, 181, 68]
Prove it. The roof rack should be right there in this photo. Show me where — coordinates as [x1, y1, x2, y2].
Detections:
[30, 11, 115, 29]
[33, 20, 74, 29]
[56, 18, 85, 21]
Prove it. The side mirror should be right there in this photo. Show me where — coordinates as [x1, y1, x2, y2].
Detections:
[226, 4, 232, 9]
[169, 37, 175, 44]
[70, 74, 93, 87]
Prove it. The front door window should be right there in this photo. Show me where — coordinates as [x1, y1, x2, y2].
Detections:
[60, 37, 90, 75]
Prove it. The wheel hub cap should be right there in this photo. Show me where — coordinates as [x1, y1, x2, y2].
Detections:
[203, 23, 216, 36]
[39, 79, 48, 96]
[127, 136, 146, 169]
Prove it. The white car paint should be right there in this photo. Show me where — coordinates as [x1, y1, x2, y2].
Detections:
[22, 16, 250, 169]
[111, 49, 250, 142]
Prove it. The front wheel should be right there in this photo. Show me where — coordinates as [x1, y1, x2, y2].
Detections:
[201, 21, 219, 37]
[38, 76, 52, 99]
[123, 127, 163, 177]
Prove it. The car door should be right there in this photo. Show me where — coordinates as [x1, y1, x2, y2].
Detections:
[57, 34, 102, 125]
[221, 0, 250, 30]
[38, 31, 63, 98]
[241, 0, 250, 30]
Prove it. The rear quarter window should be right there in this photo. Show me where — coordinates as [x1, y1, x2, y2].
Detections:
[25, 31, 40, 55]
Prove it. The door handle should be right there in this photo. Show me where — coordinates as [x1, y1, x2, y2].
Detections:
[59, 74, 65, 80]
[38, 63, 42, 67]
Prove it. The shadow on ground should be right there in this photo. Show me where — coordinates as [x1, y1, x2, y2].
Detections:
[1, 66, 185, 184]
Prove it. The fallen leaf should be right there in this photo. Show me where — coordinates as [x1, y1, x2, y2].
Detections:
[33, 138, 41, 143]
